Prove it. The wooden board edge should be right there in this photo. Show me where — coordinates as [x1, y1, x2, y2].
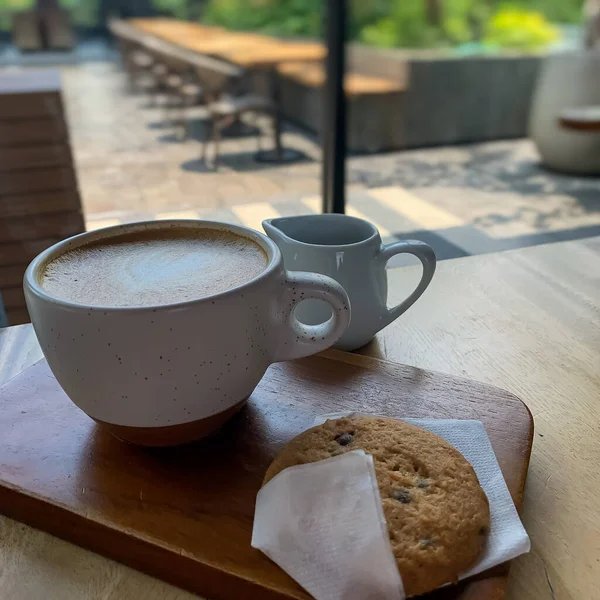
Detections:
[0, 339, 529, 600]
[0, 483, 305, 600]
[322, 348, 534, 426]
[0, 482, 515, 600]
[320, 347, 535, 510]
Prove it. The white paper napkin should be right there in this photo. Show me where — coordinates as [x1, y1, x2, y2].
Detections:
[252, 450, 405, 600]
[252, 414, 530, 599]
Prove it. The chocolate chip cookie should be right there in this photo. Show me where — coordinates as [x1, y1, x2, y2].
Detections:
[263, 416, 490, 597]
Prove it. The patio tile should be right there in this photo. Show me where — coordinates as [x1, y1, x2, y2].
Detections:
[218, 183, 259, 204]
[369, 186, 464, 229]
[387, 230, 470, 262]
[351, 190, 419, 234]
[32, 56, 599, 262]
[231, 202, 281, 231]
[85, 217, 121, 231]
[272, 200, 316, 217]
[154, 210, 201, 220]
[196, 207, 243, 225]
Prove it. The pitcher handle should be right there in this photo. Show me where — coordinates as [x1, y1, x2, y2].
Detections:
[378, 240, 436, 326]
[274, 272, 350, 362]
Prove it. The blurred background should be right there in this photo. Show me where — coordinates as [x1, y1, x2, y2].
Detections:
[0, 0, 599, 326]
[0, 0, 585, 50]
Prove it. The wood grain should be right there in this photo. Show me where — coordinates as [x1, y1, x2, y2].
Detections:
[118, 18, 324, 70]
[362, 236, 600, 600]
[0, 333, 531, 600]
[0, 144, 73, 172]
[0, 238, 61, 267]
[220, 43, 325, 69]
[0, 118, 67, 147]
[0, 211, 84, 241]
[4, 307, 30, 326]
[0, 237, 597, 600]
[1, 286, 25, 308]
[0, 190, 81, 219]
[0, 167, 76, 196]
[0, 91, 62, 120]
[277, 61, 403, 95]
[0, 264, 30, 287]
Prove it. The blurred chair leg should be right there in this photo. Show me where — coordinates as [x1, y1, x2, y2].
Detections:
[181, 97, 192, 141]
[253, 113, 263, 152]
[150, 86, 160, 108]
[175, 94, 187, 140]
[162, 90, 176, 126]
[201, 115, 213, 164]
[270, 111, 278, 151]
[212, 118, 222, 168]
[183, 94, 202, 141]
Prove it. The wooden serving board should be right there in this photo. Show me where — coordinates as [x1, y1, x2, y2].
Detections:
[0, 351, 533, 600]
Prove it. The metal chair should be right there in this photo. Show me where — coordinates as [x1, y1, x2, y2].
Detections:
[192, 61, 276, 167]
[202, 94, 276, 167]
[144, 43, 207, 139]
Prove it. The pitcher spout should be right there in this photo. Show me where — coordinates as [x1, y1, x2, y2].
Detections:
[262, 218, 289, 245]
[262, 216, 317, 248]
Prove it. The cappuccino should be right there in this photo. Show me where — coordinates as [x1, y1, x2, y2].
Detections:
[40, 227, 268, 307]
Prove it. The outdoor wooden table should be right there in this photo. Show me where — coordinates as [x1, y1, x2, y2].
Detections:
[559, 106, 600, 132]
[1, 237, 598, 599]
[127, 18, 267, 54]
[129, 18, 224, 40]
[218, 41, 325, 164]
[219, 42, 325, 69]
[183, 34, 271, 55]
[121, 18, 324, 163]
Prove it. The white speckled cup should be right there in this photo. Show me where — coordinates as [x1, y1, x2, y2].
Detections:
[23, 220, 350, 446]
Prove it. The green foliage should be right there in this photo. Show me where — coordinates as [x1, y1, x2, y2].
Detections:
[0, 0, 32, 31]
[59, 0, 99, 26]
[0, 0, 98, 29]
[360, 2, 441, 48]
[484, 7, 561, 49]
[444, 0, 492, 44]
[203, 0, 322, 37]
[153, 0, 190, 20]
[506, 0, 584, 24]
[202, 0, 569, 49]
[359, 0, 494, 48]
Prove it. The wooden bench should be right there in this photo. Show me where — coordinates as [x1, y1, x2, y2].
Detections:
[275, 59, 407, 153]
[277, 61, 404, 96]
[0, 70, 84, 326]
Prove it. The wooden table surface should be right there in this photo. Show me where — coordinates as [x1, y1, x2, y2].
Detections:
[219, 42, 325, 69]
[0, 237, 598, 599]
[128, 18, 224, 40]
[124, 18, 325, 69]
[559, 106, 600, 132]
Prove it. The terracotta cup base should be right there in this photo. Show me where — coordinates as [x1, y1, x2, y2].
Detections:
[94, 399, 248, 447]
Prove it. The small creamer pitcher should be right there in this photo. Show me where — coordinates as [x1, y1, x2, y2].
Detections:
[263, 214, 436, 351]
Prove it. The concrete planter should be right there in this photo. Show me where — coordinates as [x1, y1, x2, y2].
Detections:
[529, 51, 600, 174]
[277, 46, 543, 153]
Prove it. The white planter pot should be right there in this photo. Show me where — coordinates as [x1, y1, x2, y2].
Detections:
[529, 51, 600, 174]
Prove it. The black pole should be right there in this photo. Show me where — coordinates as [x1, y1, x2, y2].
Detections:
[322, 0, 346, 214]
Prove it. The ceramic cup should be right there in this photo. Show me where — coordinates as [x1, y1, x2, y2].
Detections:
[264, 214, 436, 351]
[23, 220, 350, 446]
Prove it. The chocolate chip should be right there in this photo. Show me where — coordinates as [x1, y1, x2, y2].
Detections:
[479, 525, 489, 536]
[417, 478, 430, 489]
[335, 433, 354, 446]
[420, 537, 436, 548]
[392, 489, 411, 504]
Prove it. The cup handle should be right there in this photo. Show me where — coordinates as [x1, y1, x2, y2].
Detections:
[378, 240, 436, 326]
[274, 272, 350, 362]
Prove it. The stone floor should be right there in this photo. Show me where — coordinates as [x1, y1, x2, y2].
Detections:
[57, 60, 600, 261]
